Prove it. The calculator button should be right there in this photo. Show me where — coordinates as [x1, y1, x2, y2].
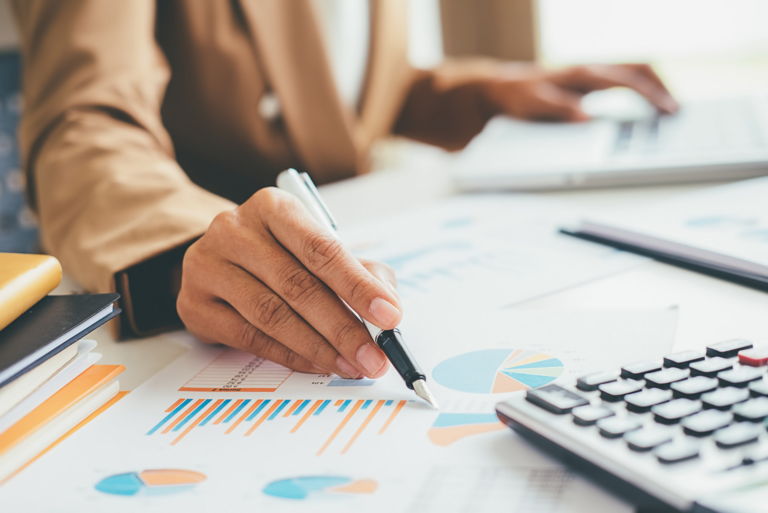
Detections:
[625, 389, 672, 413]
[707, 339, 753, 358]
[655, 438, 700, 464]
[652, 399, 702, 424]
[670, 376, 718, 399]
[738, 346, 768, 367]
[597, 416, 642, 439]
[576, 372, 618, 392]
[749, 379, 768, 398]
[732, 398, 768, 422]
[572, 405, 615, 426]
[664, 351, 705, 369]
[526, 385, 589, 414]
[701, 387, 750, 411]
[681, 410, 733, 437]
[625, 426, 674, 452]
[689, 357, 733, 378]
[714, 423, 761, 449]
[718, 367, 764, 388]
[645, 368, 689, 389]
[621, 360, 663, 380]
[599, 380, 644, 402]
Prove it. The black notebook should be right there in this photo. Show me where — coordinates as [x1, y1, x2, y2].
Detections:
[0, 294, 120, 388]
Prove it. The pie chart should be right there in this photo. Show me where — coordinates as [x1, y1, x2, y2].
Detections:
[433, 349, 564, 394]
[263, 476, 377, 500]
[95, 469, 206, 496]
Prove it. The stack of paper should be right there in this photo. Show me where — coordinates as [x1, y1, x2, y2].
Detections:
[0, 253, 125, 482]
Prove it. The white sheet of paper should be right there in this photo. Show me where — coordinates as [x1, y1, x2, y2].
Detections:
[341, 194, 649, 310]
[0, 308, 677, 512]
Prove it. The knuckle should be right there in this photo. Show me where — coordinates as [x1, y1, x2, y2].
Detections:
[250, 292, 291, 331]
[332, 321, 361, 350]
[303, 233, 343, 271]
[237, 322, 268, 353]
[280, 266, 323, 303]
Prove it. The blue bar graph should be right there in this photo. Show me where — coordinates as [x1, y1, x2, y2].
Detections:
[384, 400, 393, 406]
[200, 399, 231, 426]
[293, 400, 310, 416]
[147, 399, 191, 435]
[338, 400, 351, 412]
[246, 400, 271, 421]
[314, 400, 331, 415]
[362, 400, 372, 410]
[173, 399, 211, 431]
[224, 400, 251, 423]
[268, 400, 289, 420]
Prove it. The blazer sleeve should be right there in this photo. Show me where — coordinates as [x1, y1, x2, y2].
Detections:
[12, 0, 235, 334]
[393, 58, 502, 151]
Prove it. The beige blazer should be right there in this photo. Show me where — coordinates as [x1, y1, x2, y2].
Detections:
[12, 0, 494, 334]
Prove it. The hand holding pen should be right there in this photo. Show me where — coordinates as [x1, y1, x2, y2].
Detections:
[177, 175, 405, 384]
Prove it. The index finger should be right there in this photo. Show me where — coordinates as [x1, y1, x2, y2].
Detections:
[257, 189, 403, 331]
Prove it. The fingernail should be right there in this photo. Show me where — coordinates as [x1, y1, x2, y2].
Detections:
[357, 343, 387, 376]
[335, 356, 362, 379]
[369, 297, 400, 328]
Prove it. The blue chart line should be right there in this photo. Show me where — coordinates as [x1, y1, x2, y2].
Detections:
[293, 400, 311, 416]
[247, 400, 271, 421]
[315, 400, 331, 415]
[225, 400, 251, 423]
[200, 399, 231, 426]
[147, 399, 191, 435]
[269, 401, 289, 420]
[174, 400, 211, 431]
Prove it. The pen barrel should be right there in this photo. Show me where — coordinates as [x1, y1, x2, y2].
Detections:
[375, 329, 425, 390]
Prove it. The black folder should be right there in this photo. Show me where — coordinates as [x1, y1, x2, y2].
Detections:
[0, 294, 120, 388]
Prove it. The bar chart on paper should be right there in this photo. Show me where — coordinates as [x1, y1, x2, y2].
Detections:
[147, 397, 410, 456]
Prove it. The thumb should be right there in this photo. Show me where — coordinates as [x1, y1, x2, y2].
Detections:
[527, 84, 590, 122]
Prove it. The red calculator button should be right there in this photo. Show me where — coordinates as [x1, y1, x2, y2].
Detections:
[738, 347, 768, 367]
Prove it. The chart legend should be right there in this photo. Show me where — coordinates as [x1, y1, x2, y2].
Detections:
[180, 349, 293, 392]
[433, 349, 564, 394]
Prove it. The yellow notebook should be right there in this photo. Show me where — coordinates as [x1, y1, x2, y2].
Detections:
[0, 254, 62, 331]
[0, 364, 124, 482]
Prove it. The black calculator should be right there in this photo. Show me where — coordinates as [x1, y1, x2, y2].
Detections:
[496, 339, 768, 513]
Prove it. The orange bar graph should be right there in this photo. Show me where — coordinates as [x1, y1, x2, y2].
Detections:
[341, 400, 384, 454]
[283, 399, 303, 417]
[166, 399, 184, 412]
[291, 400, 323, 433]
[162, 399, 203, 434]
[378, 400, 406, 435]
[226, 400, 262, 434]
[335, 400, 343, 406]
[245, 400, 284, 436]
[317, 400, 363, 456]
[171, 399, 223, 445]
[215, 399, 243, 425]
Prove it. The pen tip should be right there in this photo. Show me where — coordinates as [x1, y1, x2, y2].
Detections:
[412, 379, 439, 409]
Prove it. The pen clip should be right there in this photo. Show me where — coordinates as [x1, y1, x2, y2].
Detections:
[300, 172, 338, 231]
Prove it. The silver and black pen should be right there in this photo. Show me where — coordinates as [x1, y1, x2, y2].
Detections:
[276, 168, 439, 408]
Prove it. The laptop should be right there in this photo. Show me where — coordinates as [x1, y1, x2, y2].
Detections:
[452, 90, 768, 191]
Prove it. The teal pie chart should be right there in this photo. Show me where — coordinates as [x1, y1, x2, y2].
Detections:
[433, 349, 564, 394]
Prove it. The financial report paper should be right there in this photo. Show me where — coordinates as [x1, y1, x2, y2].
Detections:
[0, 307, 678, 512]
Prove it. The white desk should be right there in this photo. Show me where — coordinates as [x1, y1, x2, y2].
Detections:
[61, 162, 768, 392]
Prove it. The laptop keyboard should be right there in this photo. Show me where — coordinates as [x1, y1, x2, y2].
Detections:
[614, 97, 767, 157]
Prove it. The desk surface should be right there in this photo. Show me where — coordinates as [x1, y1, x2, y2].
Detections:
[56, 156, 768, 392]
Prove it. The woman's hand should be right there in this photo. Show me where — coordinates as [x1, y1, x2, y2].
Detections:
[177, 187, 401, 379]
[481, 63, 679, 122]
